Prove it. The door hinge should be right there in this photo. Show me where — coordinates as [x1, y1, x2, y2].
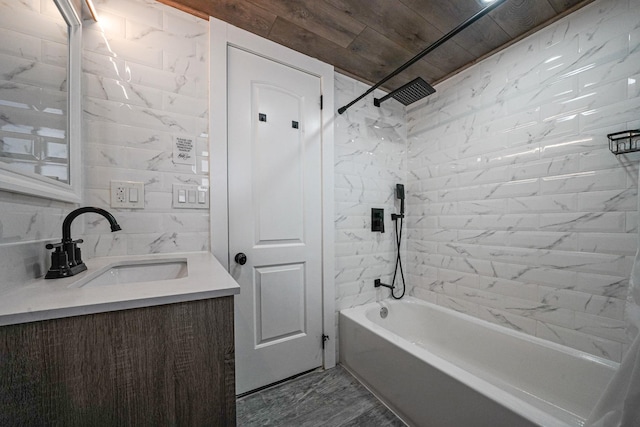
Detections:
[320, 95, 323, 110]
[321, 334, 329, 349]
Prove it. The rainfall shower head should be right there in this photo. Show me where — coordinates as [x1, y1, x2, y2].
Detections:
[338, 0, 506, 115]
[374, 77, 435, 108]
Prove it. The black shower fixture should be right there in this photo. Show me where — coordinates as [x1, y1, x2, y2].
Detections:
[337, 0, 508, 114]
[371, 208, 385, 233]
[374, 77, 436, 108]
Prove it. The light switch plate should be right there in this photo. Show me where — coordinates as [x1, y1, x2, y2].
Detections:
[172, 184, 208, 209]
[110, 180, 144, 209]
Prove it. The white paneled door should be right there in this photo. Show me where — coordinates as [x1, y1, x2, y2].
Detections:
[228, 47, 323, 395]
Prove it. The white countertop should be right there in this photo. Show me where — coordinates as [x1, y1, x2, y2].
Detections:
[0, 251, 240, 327]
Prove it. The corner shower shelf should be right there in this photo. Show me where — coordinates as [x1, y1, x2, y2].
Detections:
[608, 129, 640, 155]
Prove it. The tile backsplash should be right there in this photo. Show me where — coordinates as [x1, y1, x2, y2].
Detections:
[405, 0, 640, 361]
[80, 0, 209, 257]
[0, 191, 69, 293]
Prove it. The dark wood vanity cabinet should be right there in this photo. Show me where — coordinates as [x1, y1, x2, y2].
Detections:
[0, 296, 236, 426]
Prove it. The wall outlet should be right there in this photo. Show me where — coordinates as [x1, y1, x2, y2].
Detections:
[110, 180, 144, 209]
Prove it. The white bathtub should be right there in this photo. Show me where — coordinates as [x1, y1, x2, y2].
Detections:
[339, 297, 618, 427]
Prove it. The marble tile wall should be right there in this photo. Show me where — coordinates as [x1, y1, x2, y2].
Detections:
[0, 191, 70, 293]
[80, 0, 209, 257]
[334, 74, 408, 312]
[405, 0, 640, 362]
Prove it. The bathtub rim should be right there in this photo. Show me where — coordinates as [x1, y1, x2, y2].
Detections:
[339, 296, 620, 427]
[343, 296, 619, 369]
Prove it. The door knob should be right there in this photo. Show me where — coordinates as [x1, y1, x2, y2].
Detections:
[234, 252, 247, 265]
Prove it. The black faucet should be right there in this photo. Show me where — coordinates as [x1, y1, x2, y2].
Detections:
[45, 207, 122, 279]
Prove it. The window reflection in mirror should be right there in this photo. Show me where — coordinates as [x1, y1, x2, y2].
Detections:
[0, 0, 80, 202]
[0, 1, 70, 183]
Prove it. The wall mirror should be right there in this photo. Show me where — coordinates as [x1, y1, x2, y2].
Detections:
[0, 0, 82, 202]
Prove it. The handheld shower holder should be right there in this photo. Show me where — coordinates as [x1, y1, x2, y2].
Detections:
[374, 279, 395, 290]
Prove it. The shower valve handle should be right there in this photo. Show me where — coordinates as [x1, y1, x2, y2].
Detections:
[234, 252, 247, 265]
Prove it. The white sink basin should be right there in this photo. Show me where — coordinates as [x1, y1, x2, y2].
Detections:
[74, 258, 188, 287]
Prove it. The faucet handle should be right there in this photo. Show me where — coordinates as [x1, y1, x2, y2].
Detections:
[46, 239, 83, 250]
[46, 242, 64, 250]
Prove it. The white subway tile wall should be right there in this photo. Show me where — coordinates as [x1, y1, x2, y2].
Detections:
[405, 0, 640, 362]
[0, 191, 71, 293]
[81, 0, 209, 257]
[334, 74, 408, 312]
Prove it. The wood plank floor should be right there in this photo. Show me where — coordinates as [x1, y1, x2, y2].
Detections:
[236, 365, 405, 426]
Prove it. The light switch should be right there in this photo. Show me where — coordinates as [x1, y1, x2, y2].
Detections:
[129, 188, 138, 203]
[172, 184, 208, 209]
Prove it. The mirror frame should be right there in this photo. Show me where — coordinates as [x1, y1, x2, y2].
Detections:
[0, 0, 82, 203]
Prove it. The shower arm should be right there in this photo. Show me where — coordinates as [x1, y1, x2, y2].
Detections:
[337, 0, 508, 115]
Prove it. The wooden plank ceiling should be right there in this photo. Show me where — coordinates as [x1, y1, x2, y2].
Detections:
[159, 0, 592, 93]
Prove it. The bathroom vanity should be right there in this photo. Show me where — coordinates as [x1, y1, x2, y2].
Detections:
[0, 252, 239, 426]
